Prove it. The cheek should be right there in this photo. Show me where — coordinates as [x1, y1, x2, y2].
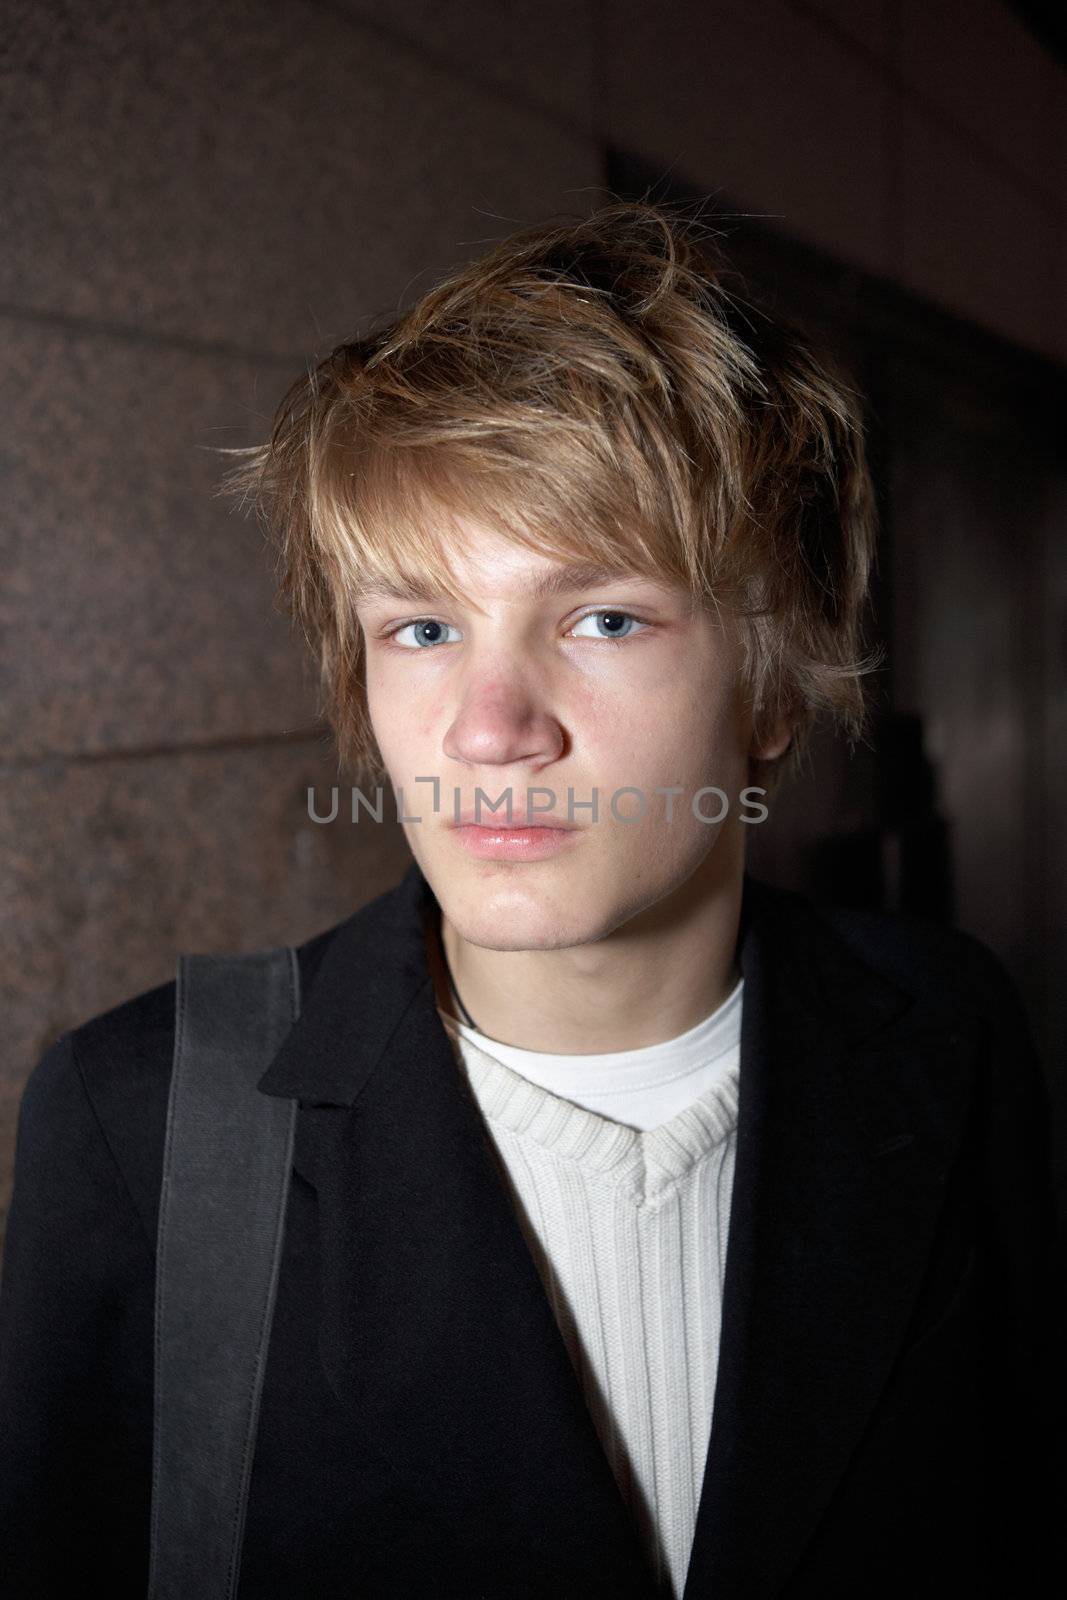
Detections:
[365, 659, 440, 755]
[586, 670, 741, 787]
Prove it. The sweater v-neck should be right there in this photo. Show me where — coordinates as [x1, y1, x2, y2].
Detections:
[439, 1011, 741, 1206]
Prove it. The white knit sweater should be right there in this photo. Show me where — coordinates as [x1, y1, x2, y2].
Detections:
[437, 982, 743, 1599]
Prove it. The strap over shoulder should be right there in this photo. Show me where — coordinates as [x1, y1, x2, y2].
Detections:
[148, 946, 300, 1600]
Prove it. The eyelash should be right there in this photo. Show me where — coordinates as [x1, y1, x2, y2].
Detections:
[381, 609, 653, 649]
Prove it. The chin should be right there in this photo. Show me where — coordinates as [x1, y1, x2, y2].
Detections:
[443, 884, 604, 954]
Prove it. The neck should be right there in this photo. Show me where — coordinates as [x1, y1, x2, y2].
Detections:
[429, 853, 746, 1056]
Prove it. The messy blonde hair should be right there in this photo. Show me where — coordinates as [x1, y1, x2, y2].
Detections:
[222, 198, 882, 797]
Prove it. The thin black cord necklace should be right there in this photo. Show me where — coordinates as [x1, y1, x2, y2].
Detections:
[440, 936, 479, 1030]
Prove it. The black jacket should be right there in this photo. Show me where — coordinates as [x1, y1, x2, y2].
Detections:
[0, 862, 1061, 1598]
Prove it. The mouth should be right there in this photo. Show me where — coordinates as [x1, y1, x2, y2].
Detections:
[447, 816, 583, 861]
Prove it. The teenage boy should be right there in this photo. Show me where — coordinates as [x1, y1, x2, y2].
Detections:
[0, 202, 1059, 1599]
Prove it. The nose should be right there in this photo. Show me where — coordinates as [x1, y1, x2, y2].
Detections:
[441, 658, 566, 771]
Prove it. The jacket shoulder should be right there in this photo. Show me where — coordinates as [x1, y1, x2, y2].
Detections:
[22, 920, 342, 1242]
[11, 977, 179, 1249]
[761, 883, 1052, 1148]
[813, 895, 1028, 1028]
[747, 873, 1030, 1035]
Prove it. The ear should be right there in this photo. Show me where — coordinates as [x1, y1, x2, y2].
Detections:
[750, 712, 792, 764]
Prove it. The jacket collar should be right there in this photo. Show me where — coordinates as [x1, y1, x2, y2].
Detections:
[257, 859, 925, 1107]
[258, 859, 977, 1597]
[258, 855, 440, 1108]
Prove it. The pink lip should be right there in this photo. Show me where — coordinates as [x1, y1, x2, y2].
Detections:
[450, 824, 582, 861]
[451, 808, 579, 829]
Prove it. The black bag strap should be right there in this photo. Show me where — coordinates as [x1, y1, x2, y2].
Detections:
[147, 947, 300, 1600]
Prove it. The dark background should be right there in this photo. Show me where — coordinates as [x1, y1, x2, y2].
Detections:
[2, 0, 1064, 1257]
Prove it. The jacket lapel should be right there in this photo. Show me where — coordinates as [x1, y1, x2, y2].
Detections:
[681, 878, 980, 1598]
[257, 861, 978, 1597]
[257, 860, 658, 1594]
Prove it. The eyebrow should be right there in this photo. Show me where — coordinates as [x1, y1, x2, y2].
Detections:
[353, 561, 659, 605]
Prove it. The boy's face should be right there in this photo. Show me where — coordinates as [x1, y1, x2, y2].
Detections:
[355, 516, 787, 953]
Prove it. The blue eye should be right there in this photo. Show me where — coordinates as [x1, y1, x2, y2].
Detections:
[570, 610, 647, 640]
[385, 609, 649, 649]
[389, 619, 463, 649]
